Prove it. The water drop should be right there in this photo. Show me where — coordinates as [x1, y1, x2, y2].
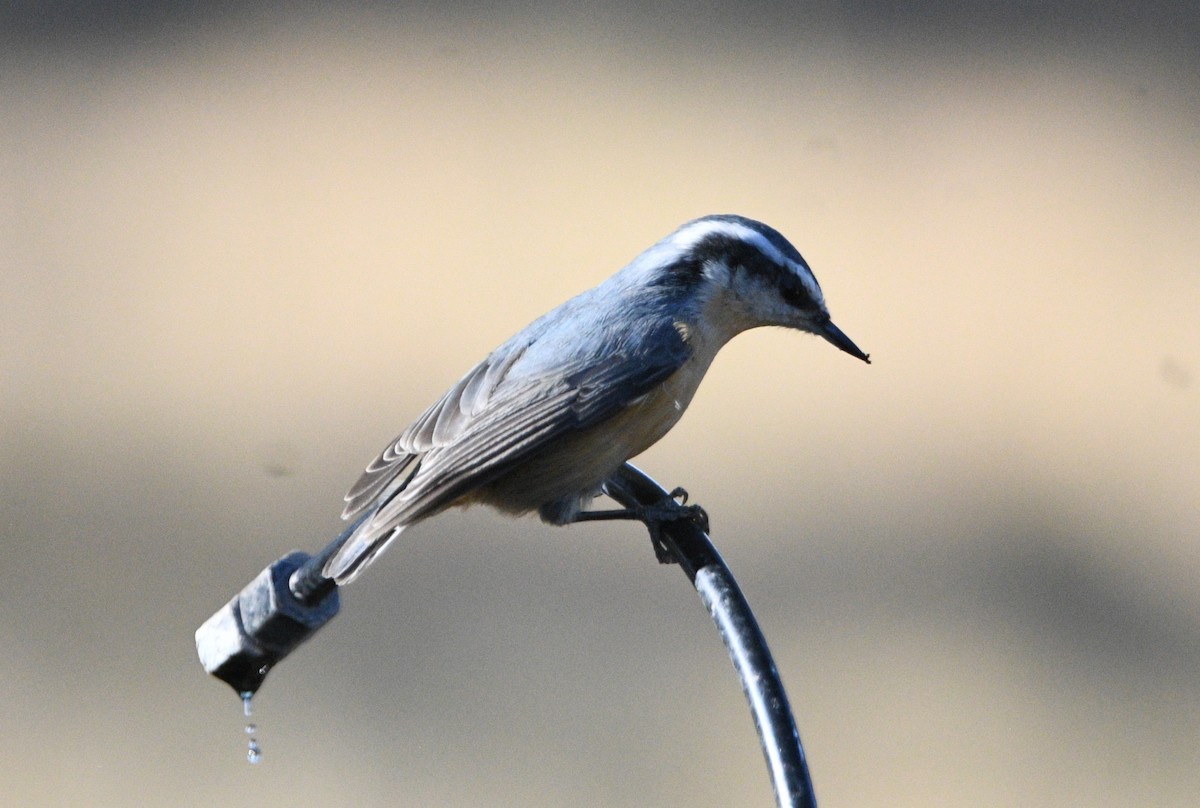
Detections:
[239, 692, 262, 764]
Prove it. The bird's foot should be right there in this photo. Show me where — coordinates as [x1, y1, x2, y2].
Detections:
[641, 488, 710, 565]
[572, 485, 710, 565]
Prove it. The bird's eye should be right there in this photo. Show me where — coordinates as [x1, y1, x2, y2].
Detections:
[780, 277, 820, 311]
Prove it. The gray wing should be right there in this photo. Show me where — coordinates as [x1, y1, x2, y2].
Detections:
[340, 344, 527, 519]
[341, 322, 691, 530]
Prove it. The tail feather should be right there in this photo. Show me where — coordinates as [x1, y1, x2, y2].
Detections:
[323, 520, 405, 585]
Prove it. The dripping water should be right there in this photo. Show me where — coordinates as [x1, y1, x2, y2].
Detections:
[241, 692, 262, 764]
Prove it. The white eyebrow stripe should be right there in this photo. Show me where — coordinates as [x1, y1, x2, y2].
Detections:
[669, 219, 790, 269]
[671, 218, 825, 306]
[798, 267, 824, 307]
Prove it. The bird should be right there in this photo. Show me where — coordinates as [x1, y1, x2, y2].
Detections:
[324, 214, 869, 585]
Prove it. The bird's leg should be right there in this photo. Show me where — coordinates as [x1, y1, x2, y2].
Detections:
[571, 483, 710, 565]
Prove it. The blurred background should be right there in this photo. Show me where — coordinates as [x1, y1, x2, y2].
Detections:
[1, 2, 1197, 806]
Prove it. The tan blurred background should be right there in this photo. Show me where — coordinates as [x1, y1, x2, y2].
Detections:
[2, 3, 1197, 806]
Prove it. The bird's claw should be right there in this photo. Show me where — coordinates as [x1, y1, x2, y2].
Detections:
[644, 487, 710, 565]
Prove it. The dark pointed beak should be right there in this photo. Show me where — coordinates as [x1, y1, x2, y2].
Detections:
[820, 320, 870, 364]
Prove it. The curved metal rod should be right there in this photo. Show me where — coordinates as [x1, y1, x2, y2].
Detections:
[606, 463, 817, 808]
[197, 463, 817, 806]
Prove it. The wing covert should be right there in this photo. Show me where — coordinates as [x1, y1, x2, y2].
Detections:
[342, 320, 690, 527]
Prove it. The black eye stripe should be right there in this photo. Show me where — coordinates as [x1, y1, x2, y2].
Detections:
[687, 234, 822, 311]
[779, 277, 820, 311]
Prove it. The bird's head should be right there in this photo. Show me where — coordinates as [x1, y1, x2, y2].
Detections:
[649, 215, 870, 363]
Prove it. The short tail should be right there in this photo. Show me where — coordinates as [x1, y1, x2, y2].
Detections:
[322, 517, 406, 585]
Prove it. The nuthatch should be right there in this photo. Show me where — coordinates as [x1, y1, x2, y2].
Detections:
[325, 215, 869, 583]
